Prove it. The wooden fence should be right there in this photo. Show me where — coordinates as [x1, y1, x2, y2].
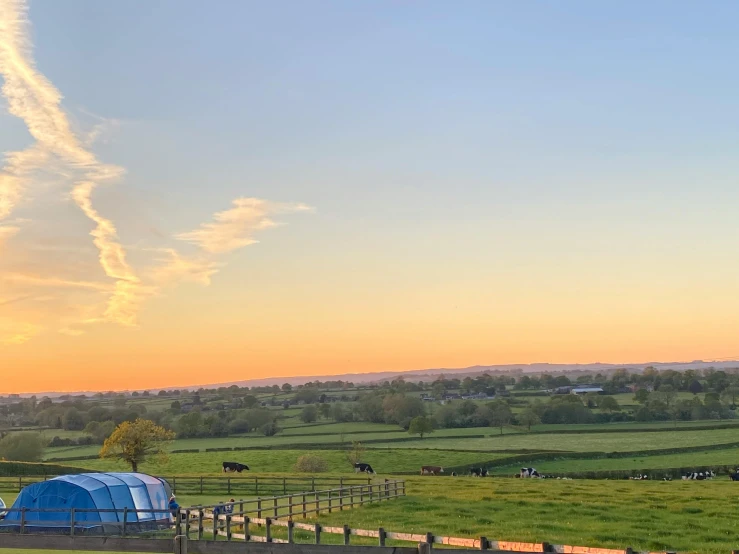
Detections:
[0, 474, 374, 495]
[179, 479, 405, 537]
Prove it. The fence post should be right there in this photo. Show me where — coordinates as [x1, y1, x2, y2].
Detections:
[184, 509, 190, 539]
[311, 476, 315, 491]
[197, 510, 203, 540]
[480, 536, 488, 550]
[302, 493, 307, 518]
[314, 522, 321, 544]
[343, 524, 351, 545]
[419, 542, 432, 554]
[70, 508, 75, 537]
[288, 493, 294, 519]
[18, 477, 22, 492]
[175, 508, 182, 537]
[315, 491, 320, 515]
[257, 498, 262, 519]
[226, 514, 232, 541]
[426, 532, 434, 549]
[340, 485, 344, 511]
[328, 490, 333, 513]
[244, 515, 251, 542]
[174, 534, 188, 554]
[123, 507, 128, 536]
[20, 507, 26, 535]
[379, 527, 386, 547]
[288, 519, 295, 543]
[212, 509, 218, 540]
[273, 496, 278, 518]
[266, 517, 272, 543]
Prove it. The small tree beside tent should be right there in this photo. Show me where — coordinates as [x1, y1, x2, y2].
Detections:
[100, 419, 175, 472]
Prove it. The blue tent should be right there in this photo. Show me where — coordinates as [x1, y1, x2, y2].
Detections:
[0, 473, 172, 534]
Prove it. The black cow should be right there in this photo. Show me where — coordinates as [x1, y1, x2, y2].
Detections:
[223, 462, 249, 473]
[354, 462, 375, 474]
[470, 468, 488, 477]
[730, 470, 739, 482]
[451, 472, 458, 477]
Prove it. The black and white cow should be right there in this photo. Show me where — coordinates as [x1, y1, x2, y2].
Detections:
[470, 467, 488, 477]
[630, 475, 649, 480]
[729, 470, 739, 482]
[663, 476, 673, 481]
[354, 462, 375, 474]
[518, 467, 540, 478]
[222, 462, 249, 473]
[451, 472, 458, 477]
[682, 471, 715, 481]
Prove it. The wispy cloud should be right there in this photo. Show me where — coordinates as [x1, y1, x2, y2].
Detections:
[0, 1, 313, 344]
[176, 198, 313, 254]
[0, 0, 142, 326]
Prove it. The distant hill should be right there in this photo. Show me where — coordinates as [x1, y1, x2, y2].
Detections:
[191, 360, 739, 390]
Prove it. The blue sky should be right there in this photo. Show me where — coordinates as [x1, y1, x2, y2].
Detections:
[2, 0, 739, 392]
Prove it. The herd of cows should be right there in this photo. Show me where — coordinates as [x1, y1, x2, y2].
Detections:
[222, 460, 739, 481]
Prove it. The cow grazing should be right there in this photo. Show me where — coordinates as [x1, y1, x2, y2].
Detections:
[519, 467, 540, 478]
[663, 476, 673, 481]
[451, 472, 457, 477]
[630, 475, 649, 480]
[354, 462, 375, 474]
[421, 466, 444, 475]
[222, 462, 249, 473]
[470, 468, 488, 477]
[682, 471, 714, 480]
[729, 470, 739, 481]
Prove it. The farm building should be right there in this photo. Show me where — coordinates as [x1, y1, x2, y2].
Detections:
[0, 472, 172, 534]
[570, 386, 604, 395]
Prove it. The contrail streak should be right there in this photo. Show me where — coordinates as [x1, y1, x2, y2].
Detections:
[0, 0, 143, 325]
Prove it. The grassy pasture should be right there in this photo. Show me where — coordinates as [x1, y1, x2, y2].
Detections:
[489, 446, 739, 475]
[366, 427, 739, 453]
[66, 449, 514, 475]
[312, 476, 739, 554]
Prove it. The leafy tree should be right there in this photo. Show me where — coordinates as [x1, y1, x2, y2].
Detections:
[408, 416, 434, 438]
[346, 441, 365, 468]
[0, 432, 44, 461]
[242, 395, 259, 408]
[319, 403, 331, 419]
[228, 419, 251, 434]
[688, 380, 703, 395]
[517, 408, 541, 431]
[598, 396, 621, 413]
[170, 401, 181, 412]
[62, 408, 85, 431]
[300, 405, 318, 423]
[281, 383, 293, 392]
[654, 385, 677, 410]
[99, 419, 175, 472]
[294, 388, 320, 404]
[261, 421, 280, 436]
[489, 401, 513, 435]
[84, 420, 115, 443]
[633, 389, 650, 404]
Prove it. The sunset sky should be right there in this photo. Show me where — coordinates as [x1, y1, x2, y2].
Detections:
[2, 0, 739, 394]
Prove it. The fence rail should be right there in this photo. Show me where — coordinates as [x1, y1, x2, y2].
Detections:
[0, 474, 374, 494]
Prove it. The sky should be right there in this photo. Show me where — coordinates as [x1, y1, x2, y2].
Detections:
[1, 0, 739, 394]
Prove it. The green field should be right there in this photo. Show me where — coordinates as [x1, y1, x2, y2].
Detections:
[65, 448, 514, 474]
[313, 476, 739, 554]
[367, 427, 739, 453]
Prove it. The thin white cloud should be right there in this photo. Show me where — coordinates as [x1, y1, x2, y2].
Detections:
[150, 248, 221, 286]
[0, 0, 142, 326]
[176, 198, 313, 254]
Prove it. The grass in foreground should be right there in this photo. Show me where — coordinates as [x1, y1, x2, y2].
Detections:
[311, 476, 739, 554]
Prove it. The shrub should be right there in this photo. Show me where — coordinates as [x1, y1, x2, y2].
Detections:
[0, 432, 45, 462]
[294, 454, 329, 473]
